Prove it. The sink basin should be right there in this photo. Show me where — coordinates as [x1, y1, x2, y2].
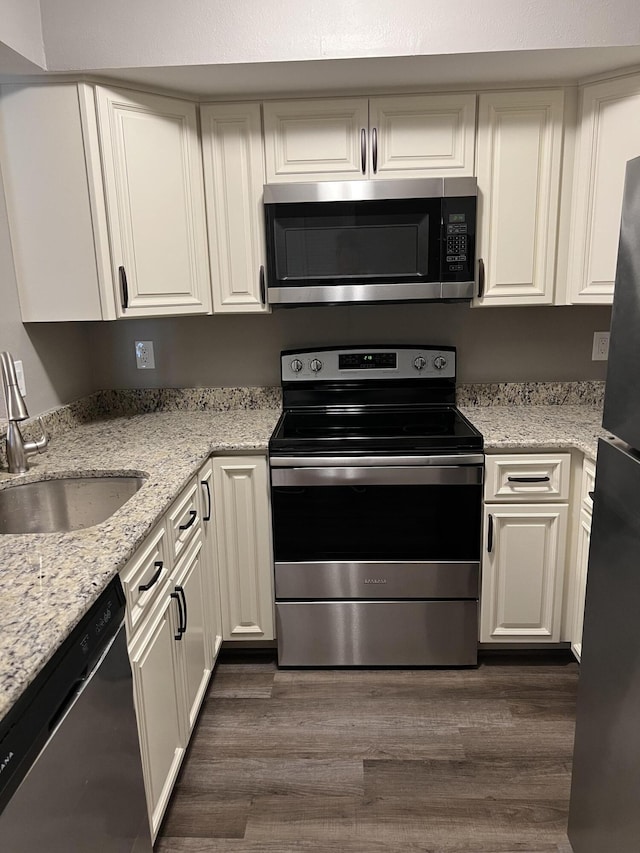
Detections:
[0, 475, 146, 534]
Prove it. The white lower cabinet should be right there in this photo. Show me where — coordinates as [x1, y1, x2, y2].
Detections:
[569, 457, 596, 660]
[199, 463, 223, 662]
[571, 508, 592, 661]
[480, 452, 570, 644]
[121, 472, 216, 841]
[481, 503, 568, 642]
[211, 456, 275, 641]
[171, 536, 211, 736]
[128, 588, 184, 839]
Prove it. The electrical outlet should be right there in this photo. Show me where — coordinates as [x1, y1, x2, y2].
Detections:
[14, 360, 26, 396]
[592, 331, 610, 361]
[135, 341, 155, 369]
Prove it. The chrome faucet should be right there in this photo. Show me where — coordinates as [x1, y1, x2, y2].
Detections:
[1, 352, 48, 474]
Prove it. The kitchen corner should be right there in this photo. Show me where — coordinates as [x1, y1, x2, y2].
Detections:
[0, 390, 281, 722]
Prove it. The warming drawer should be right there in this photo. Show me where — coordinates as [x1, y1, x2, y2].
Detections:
[276, 600, 478, 666]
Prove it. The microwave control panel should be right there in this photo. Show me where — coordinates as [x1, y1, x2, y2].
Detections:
[441, 197, 476, 282]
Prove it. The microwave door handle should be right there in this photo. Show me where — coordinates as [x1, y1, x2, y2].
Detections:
[360, 128, 367, 175]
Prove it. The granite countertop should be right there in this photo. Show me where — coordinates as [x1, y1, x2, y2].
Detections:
[0, 408, 280, 720]
[460, 404, 609, 461]
[0, 398, 607, 722]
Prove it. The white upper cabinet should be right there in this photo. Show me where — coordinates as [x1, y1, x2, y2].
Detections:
[263, 98, 369, 182]
[201, 102, 269, 313]
[474, 90, 565, 306]
[0, 83, 116, 321]
[568, 74, 640, 304]
[95, 86, 211, 317]
[263, 94, 476, 182]
[368, 94, 476, 178]
[0, 83, 212, 321]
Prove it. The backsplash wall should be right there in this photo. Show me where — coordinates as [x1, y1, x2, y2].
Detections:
[88, 302, 612, 389]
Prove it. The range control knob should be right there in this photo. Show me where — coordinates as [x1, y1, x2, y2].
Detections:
[290, 358, 303, 373]
[433, 356, 448, 370]
[413, 356, 427, 371]
[310, 358, 323, 373]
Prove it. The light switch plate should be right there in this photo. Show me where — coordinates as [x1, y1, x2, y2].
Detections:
[592, 331, 610, 361]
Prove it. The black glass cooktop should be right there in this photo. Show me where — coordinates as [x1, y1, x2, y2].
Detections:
[269, 405, 483, 455]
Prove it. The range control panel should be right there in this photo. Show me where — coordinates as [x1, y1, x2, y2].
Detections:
[281, 346, 456, 382]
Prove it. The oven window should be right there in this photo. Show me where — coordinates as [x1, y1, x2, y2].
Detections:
[268, 199, 441, 285]
[272, 483, 481, 562]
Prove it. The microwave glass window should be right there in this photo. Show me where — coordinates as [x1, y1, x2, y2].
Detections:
[281, 222, 422, 279]
[270, 199, 441, 285]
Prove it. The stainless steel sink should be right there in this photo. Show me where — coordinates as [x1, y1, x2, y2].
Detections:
[0, 475, 146, 534]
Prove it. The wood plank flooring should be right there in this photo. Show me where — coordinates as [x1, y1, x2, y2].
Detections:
[157, 653, 578, 853]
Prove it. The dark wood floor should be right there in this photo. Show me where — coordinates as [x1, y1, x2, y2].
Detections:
[157, 653, 578, 853]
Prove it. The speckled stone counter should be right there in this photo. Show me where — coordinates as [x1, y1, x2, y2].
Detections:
[460, 405, 609, 462]
[0, 408, 280, 720]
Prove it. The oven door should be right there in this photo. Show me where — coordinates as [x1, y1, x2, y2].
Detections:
[271, 455, 483, 598]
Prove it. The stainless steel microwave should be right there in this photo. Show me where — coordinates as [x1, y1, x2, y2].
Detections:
[263, 177, 477, 307]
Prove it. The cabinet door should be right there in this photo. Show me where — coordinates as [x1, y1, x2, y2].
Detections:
[172, 537, 211, 735]
[95, 86, 211, 317]
[201, 102, 269, 313]
[263, 98, 369, 182]
[0, 83, 116, 321]
[369, 93, 476, 178]
[199, 462, 223, 663]
[129, 591, 184, 840]
[568, 75, 640, 304]
[480, 503, 568, 642]
[475, 90, 564, 306]
[212, 456, 275, 641]
[571, 508, 592, 662]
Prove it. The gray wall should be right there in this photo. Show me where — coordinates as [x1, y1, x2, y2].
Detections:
[88, 302, 612, 389]
[0, 163, 97, 417]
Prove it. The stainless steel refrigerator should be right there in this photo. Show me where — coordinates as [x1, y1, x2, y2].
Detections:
[568, 155, 640, 852]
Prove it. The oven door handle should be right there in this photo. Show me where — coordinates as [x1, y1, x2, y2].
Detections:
[270, 454, 485, 467]
[271, 465, 483, 487]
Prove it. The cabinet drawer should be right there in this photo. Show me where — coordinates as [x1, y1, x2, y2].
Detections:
[167, 478, 201, 561]
[485, 453, 571, 502]
[120, 522, 170, 636]
[581, 458, 596, 515]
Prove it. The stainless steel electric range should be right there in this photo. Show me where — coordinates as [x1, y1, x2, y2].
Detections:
[268, 345, 484, 667]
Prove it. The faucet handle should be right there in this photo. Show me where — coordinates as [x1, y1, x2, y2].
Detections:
[34, 417, 48, 451]
[23, 417, 48, 455]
